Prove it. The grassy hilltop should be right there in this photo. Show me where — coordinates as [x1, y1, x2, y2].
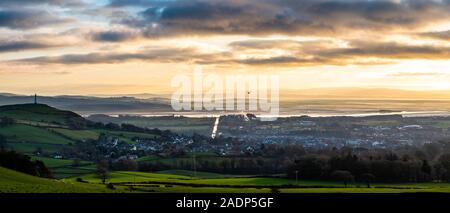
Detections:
[0, 166, 122, 193]
[0, 104, 84, 126]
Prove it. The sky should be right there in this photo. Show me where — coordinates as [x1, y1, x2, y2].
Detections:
[0, 0, 449, 96]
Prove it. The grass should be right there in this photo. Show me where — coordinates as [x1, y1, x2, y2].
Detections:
[2, 167, 450, 193]
[5, 142, 61, 153]
[136, 155, 161, 162]
[29, 156, 95, 179]
[0, 166, 125, 193]
[0, 104, 81, 126]
[31, 156, 91, 168]
[131, 185, 271, 193]
[93, 129, 159, 144]
[0, 124, 74, 145]
[72, 170, 450, 193]
[51, 167, 97, 179]
[78, 171, 193, 183]
[49, 127, 159, 144]
[156, 170, 241, 178]
[0, 124, 159, 154]
[89, 115, 215, 136]
[50, 128, 100, 141]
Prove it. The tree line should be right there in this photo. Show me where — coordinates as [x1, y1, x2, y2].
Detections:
[0, 149, 53, 178]
[135, 141, 450, 183]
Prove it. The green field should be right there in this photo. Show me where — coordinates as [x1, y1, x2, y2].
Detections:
[0, 166, 126, 193]
[5, 142, 61, 153]
[0, 104, 82, 126]
[2, 165, 450, 193]
[31, 156, 86, 168]
[48, 128, 159, 144]
[0, 124, 76, 154]
[71, 170, 450, 193]
[93, 129, 159, 144]
[50, 128, 100, 141]
[0, 124, 74, 145]
[156, 170, 244, 178]
[0, 121, 160, 155]
[30, 156, 96, 179]
[88, 115, 214, 136]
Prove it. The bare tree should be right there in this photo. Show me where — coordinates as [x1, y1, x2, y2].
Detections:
[97, 160, 109, 184]
[331, 170, 354, 188]
[361, 173, 375, 188]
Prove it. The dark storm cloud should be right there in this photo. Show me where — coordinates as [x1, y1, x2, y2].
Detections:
[0, 41, 58, 52]
[111, 0, 450, 37]
[91, 31, 137, 42]
[0, 9, 72, 29]
[12, 39, 449, 66]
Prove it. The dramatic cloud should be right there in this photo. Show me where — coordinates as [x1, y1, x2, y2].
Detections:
[1, 0, 450, 72]
[113, 0, 450, 37]
[1, 0, 449, 95]
[0, 41, 59, 52]
[12, 47, 201, 64]
[11, 39, 449, 67]
[0, 9, 72, 29]
[321, 41, 450, 60]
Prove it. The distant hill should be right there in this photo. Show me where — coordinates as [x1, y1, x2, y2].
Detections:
[0, 104, 85, 127]
[2, 89, 450, 117]
[0, 94, 171, 115]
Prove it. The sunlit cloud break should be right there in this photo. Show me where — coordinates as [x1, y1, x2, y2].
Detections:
[0, 0, 449, 95]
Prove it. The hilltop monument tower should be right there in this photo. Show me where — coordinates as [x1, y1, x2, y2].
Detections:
[34, 94, 37, 104]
